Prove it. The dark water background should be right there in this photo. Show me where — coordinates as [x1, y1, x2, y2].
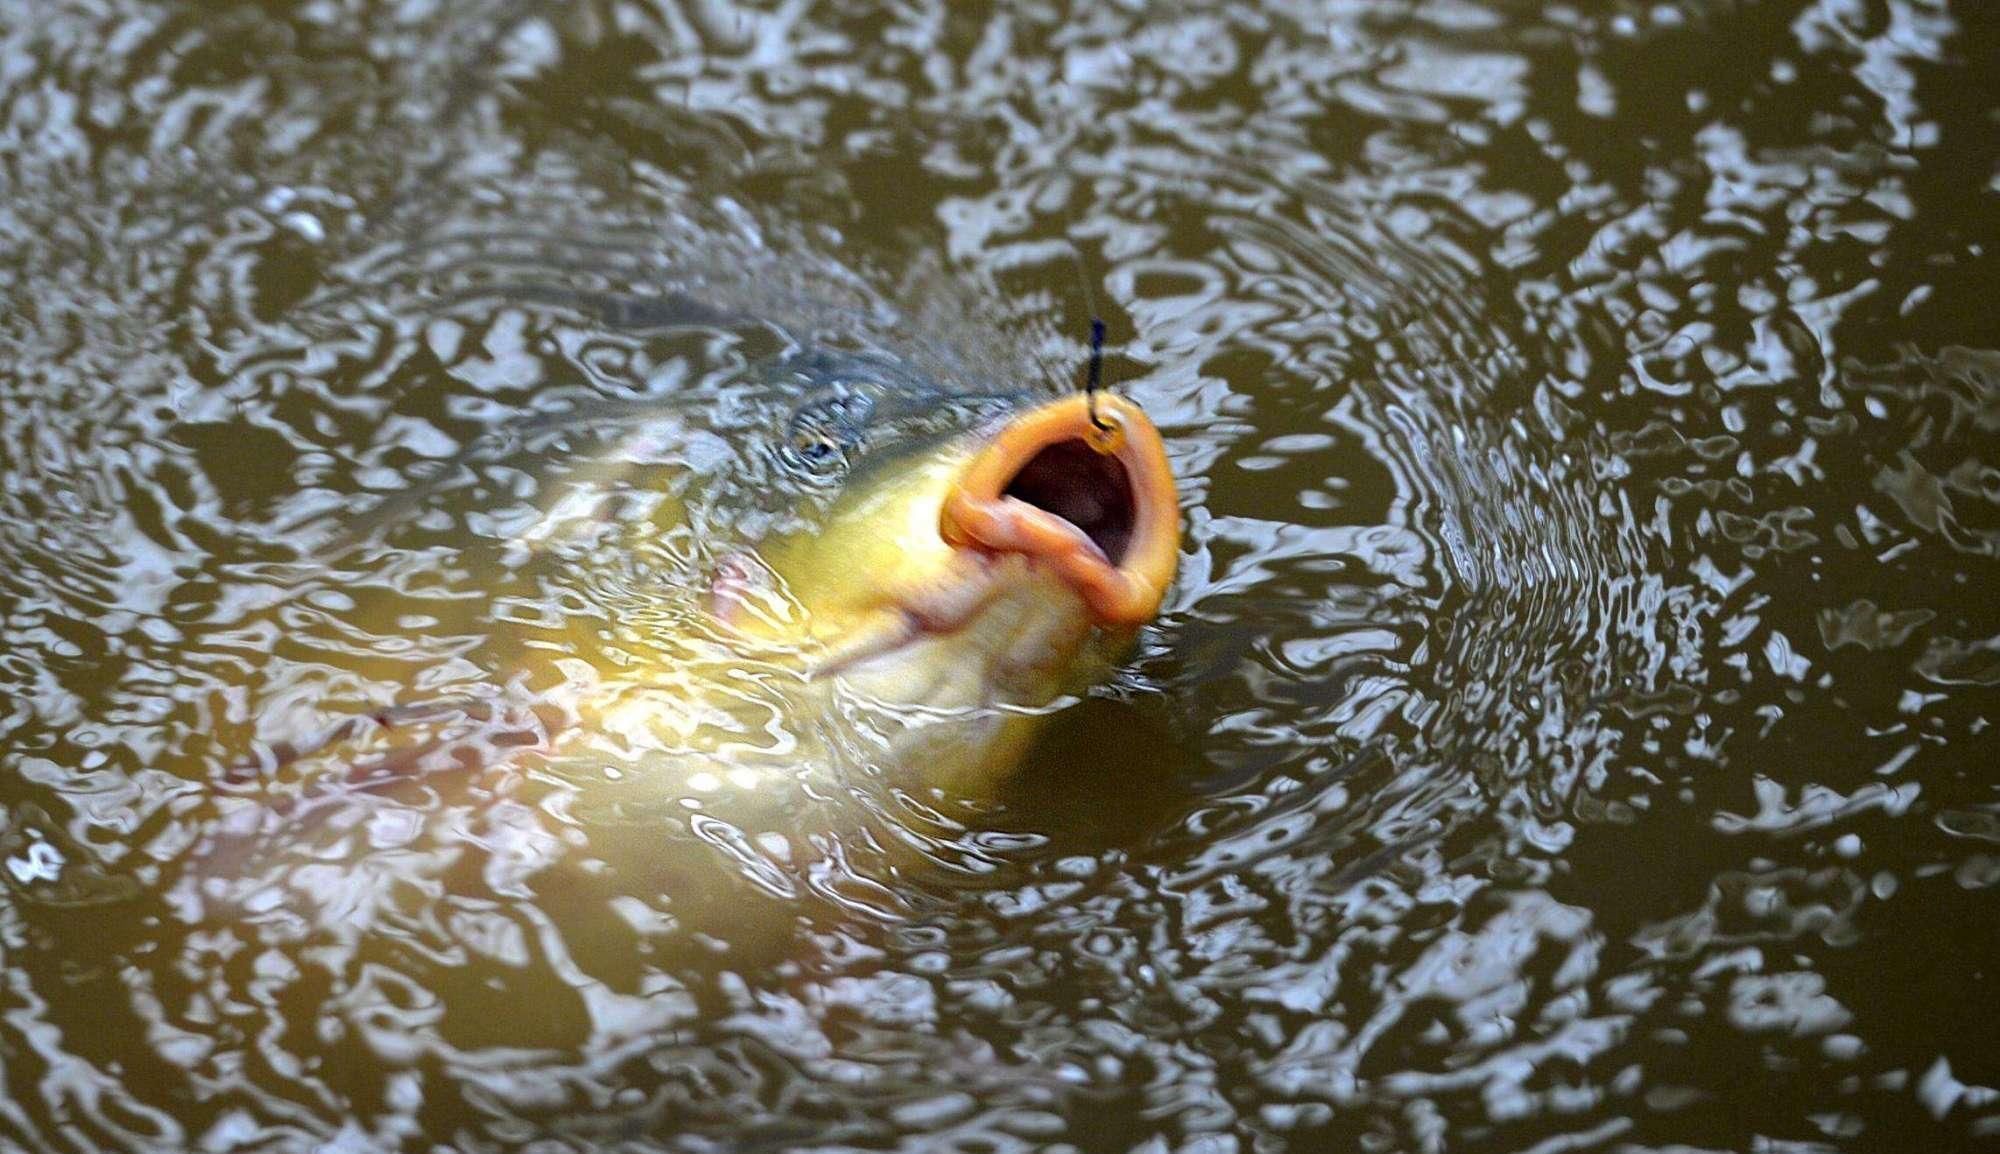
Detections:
[1, 1, 1996, 1150]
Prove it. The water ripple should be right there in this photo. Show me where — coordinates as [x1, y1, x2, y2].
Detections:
[1, 0, 1996, 1150]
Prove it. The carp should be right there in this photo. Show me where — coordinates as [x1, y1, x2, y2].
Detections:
[181, 338, 1182, 970]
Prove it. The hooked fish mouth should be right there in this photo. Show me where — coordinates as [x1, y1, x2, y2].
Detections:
[942, 394, 1180, 627]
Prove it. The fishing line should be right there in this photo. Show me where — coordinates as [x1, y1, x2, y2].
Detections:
[1070, 249, 1121, 453]
[1085, 317, 1108, 426]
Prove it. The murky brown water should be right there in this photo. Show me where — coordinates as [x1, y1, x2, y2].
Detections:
[2, 1, 1997, 1150]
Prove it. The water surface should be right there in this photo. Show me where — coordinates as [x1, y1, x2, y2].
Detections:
[0, 0, 1996, 1150]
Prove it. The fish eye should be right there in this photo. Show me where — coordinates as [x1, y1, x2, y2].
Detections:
[790, 428, 842, 464]
[779, 385, 875, 476]
[780, 414, 854, 476]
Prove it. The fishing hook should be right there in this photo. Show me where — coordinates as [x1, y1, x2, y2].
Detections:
[1072, 250, 1122, 453]
[1084, 317, 1109, 429]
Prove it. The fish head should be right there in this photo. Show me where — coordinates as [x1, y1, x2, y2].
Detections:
[721, 371, 1180, 722]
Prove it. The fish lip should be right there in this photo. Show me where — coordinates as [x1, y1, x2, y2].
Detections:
[940, 394, 1180, 628]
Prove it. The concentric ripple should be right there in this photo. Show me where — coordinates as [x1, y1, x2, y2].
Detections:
[0, 0, 1995, 1150]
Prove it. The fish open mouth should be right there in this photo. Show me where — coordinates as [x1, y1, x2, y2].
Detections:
[942, 394, 1180, 627]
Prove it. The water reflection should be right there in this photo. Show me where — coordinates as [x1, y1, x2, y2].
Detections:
[1, 0, 1996, 1149]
